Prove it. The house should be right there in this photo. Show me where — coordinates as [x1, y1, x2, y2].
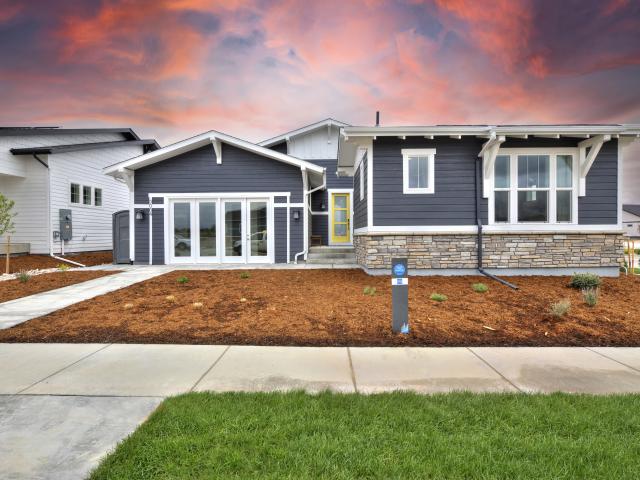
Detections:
[622, 142, 640, 237]
[0, 127, 157, 257]
[104, 119, 640, 276]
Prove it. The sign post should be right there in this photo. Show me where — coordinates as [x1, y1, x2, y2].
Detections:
[391, 258, 409, 333]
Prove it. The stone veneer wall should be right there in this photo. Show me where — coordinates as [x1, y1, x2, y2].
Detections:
[354, 233, 624, 270]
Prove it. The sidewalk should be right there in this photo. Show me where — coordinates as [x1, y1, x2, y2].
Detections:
[0, 267, 172, 329]
[3, 344, 640, 395]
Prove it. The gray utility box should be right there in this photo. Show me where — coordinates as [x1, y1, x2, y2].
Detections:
[59, 209, 73, 241]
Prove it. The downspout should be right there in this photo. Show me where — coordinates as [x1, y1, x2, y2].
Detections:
[294, 168, 326, 263]
[33, 154, 85, 268]
[474, 156, 517, 289]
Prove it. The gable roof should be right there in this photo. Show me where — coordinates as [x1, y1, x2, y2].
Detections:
[258, 118, 350, 147]
[0, 127, 144, 141]
[103, 129, 326, 186]
[11, 139, 159, 155]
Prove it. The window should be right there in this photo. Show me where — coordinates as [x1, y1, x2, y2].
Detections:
[492, 150, 575, 225]
[94, 188, 102, 207]
[83, 186, 92, 205]
[70, 183, 80, 204]
[402, 148, 435, 194]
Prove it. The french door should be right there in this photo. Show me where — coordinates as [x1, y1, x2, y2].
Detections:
[169, 198, 272, 264]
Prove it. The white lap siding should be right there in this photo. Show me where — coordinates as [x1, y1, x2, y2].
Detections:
[48, 144, 143, 254]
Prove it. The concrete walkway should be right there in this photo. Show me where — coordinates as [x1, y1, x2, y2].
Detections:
[0, 266, 172, 330]
[3, 344, 640, 479]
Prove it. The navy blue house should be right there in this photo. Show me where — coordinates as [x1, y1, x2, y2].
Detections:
[104, 119, 640, 276]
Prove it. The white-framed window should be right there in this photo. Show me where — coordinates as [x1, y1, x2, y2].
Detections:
[491, 149, 577, 225]
[70, 183, 80, 204]
[402, 148, 435, 194]
[69, 182, 103, 208]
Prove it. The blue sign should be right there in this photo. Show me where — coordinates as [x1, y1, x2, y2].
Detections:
[393, 263, 406, 277]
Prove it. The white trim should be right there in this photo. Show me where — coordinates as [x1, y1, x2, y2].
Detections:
[147, 192, 288, 199]
[401, 148, 436, 195]
[286, 203, 290, 263]
[274, 202, 304, 208]
[354, 225, 624, 235]
[103, 130, 325, 176]
[327, 188, 354, 246]
[134, 203, 164, 209]
[359, 160, 364, 201]
[258, 118, 350, 147]
[366, 139, 373, 227]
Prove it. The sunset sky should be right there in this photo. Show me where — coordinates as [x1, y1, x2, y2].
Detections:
[1, 0, 639, 145]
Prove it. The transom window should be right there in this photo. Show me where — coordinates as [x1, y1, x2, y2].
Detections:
[492, 150, 576, 224]
[402, 148, 435, 194]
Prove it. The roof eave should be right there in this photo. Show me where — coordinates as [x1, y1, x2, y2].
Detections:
[258, 118, 351, 147]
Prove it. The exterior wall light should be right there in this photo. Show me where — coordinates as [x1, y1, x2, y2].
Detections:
[293, 210, 300, 220]
[135, 210, 145, 221]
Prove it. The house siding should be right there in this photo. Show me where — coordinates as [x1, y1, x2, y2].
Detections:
[133, 143, 305, 264]
[372, 137, 488, 226]
[578, 139, 618, 224]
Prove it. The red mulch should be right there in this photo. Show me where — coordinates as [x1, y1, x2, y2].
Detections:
[3, 251, 113, 273]
[1, 269, 639, 346]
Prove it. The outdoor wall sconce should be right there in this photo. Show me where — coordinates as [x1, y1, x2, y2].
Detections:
[293, 210, 300, 220]
[135, 210, 145, 221]
[320, 202, 326, 210]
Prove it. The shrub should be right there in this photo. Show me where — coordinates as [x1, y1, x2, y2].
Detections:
[17, 270, 30, 283]
[472, 283, 488, 293]
[582, 288, 599, 307]
[363, 286, 377, 296]
[569, 273, 600, 290]
[550, 299, 571, 318]
[430, 293, 448, 302]
[57, 263, 71, 271]
[240, 272, 250, 279]
[177, 276, 189, 284]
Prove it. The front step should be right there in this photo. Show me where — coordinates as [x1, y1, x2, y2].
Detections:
[306, 246, 356, 264]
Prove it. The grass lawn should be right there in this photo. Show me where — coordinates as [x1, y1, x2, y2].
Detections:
[91, 392, 640, 479]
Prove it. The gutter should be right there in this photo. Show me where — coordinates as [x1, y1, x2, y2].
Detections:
[33, 154, 85, 268]
[294, 169, 327, 264]
[474, 156, 517, 290]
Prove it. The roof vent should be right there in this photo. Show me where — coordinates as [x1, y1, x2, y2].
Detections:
[375, 111, 380, 127]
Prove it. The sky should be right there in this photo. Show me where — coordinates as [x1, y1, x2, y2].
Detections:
[1, 0, 639, 146]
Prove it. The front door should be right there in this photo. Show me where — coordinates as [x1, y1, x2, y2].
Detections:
[331, 192, 351, 244]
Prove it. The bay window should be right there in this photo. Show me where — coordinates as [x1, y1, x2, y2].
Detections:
[491, 150, 576, 225]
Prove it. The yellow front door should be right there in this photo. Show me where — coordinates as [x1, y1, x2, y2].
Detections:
[331, 193, 350, 244]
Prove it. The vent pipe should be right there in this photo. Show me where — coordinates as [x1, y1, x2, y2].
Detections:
[375, 111, 380, 127]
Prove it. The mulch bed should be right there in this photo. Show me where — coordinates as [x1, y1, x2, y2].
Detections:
[0, 270, 118, 304]
[3, 251, 113, 273]
[1, 269, 639, 346]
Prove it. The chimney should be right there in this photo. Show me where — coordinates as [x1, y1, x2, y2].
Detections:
[375, 111, 380, 127]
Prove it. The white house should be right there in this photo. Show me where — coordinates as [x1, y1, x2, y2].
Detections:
[0, 127, 157, 257]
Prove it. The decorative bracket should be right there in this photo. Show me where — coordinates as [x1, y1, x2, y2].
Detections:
[211, 136, 222, 164]
[578, 134, 610, 196]
[479, 134, 505, 198]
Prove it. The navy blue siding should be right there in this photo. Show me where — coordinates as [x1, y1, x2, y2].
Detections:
[133, 143, 305, 263]
[579, 139, 618, 224]
[268, 141, 288, 154]
[135, 208, 165, 265]
[354, 157, 367, 229]
[135, 144, 304, 203]
[372, 137, 488, 226]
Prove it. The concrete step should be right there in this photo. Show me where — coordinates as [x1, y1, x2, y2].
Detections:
[306, 256, 358, 265]
[308, 246, 355, 254]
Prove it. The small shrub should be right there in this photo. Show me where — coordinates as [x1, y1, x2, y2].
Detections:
[192, 302, 203, 309]
[582, 287, 599, 307]
[177, 276, 189, 284]
[472, 283, 488, 293]
[550, 299, 571, 318]
[363, 286, 377, 296]
[57, 263, 71, 271]
[240, 272, 250, 279]
[569, 273, 600, 290]
[17, 270, 30, 283]
[123, 303, 134, 310]
[165, 295, 176, 303]
[430, 293, 448, 302]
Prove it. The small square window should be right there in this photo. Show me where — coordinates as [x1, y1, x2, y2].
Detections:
[94, 188, 102, 207]
[402, 149, 435, 194]
[70, 183, 80, 203]
[83, 186, 92, 205]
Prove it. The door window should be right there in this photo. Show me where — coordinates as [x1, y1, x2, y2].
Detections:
[198, 202, 216, 257]
[249, 201, 268, 257]
[173, 202, 191, 257]
[224, 202, 243, 257]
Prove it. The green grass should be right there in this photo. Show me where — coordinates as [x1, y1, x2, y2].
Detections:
[90, 391, 640, 479]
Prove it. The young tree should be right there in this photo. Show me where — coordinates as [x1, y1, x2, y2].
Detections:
[0, 193, 16, 274]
